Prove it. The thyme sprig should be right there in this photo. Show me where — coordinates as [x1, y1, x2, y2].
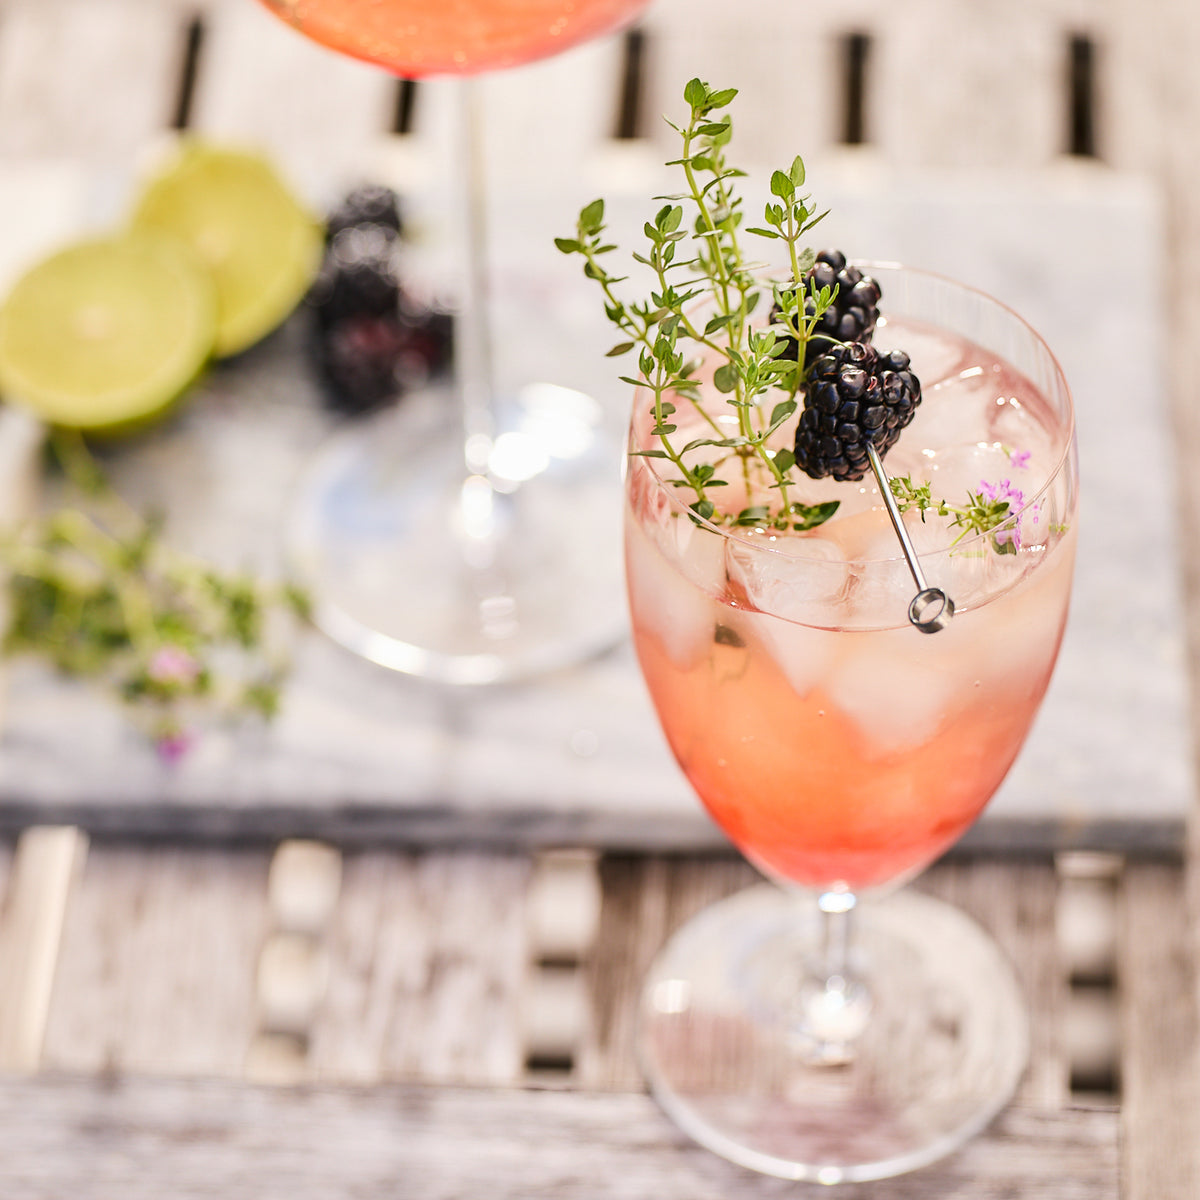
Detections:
[556, 78, 837, 531]
[890, 474, 1030, 555]
[0, 431, 310, 758]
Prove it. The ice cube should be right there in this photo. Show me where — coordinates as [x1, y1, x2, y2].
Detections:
[742, 609, 841, 699]
[668, 509, 732, 594]
[841, 512, 954, 628]
[903, 363, 1011, 453]
[788, 473, 885, 526]
[987, 394, 1056, 479]
[723, 529, 846, 696]
[874, 317, 969, 389]
[625, 511, 727, 668]
[725, 530, 850, 624]
[827, 526, 1076, 754]
[824, 628, 960, 754]
[951, 529, 1074, 670]
[921, 441, 1021, 508]
[948, 542, 1033, 611]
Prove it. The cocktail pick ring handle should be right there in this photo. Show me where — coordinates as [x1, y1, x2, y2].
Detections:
[865, 441, 955, 634]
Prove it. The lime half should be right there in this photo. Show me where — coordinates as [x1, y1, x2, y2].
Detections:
[0, 233, 217, 432]
[131, 143, 322, 357]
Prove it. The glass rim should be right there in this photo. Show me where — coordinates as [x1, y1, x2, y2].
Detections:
[629, 261, 1077, 568]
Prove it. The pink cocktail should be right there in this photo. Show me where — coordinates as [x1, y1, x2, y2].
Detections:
[627, 304, 1077, 893]
[625, 262, 1078, 1182]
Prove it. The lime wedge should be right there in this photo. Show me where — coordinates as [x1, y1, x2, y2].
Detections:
[0, 233, 217, 432]
[131, 143, 322, 358]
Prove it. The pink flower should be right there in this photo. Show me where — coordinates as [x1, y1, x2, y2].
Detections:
[156, 728, 193, 764]
[1008, 449, 1031, 470]
[148, 645, 199, 685]
[978, 478, 1025, 510]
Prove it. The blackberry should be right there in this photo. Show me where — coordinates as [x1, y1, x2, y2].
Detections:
[776, 249, 882, 367]
[806, 249, 881, 353]
[308, 224, 400, 329]
[793, 342, 921, 481]
[326, 184, 404, 242]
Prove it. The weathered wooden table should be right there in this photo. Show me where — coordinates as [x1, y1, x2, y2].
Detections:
[0, 0, 1198, 1195]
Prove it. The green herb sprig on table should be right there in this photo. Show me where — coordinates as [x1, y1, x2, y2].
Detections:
[556, 78, 839, 532]
[1, 431, 310, 760]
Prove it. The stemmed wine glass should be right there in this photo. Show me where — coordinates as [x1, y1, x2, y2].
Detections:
[258, 0, 651, 684]
[626, 263, 1078, 1181]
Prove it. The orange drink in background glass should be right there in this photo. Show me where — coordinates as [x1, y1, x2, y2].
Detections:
[258, 0, 649, 75]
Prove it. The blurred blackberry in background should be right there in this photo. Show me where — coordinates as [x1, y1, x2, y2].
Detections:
[793, 342, 921, 481]
[316, 292, 454, 416]
[309, 225, 401, 329]
[318, 315, 409, 416]
[309, 184, 455, 415]
[325, 183, 404, 242]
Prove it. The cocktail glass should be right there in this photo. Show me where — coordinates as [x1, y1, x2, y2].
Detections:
[627, 264, 1078, 1181]
[258, 0, 650, 683]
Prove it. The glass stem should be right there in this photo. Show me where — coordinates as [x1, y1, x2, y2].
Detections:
[450, 76, 506, 567]
[818, 888, 856, 984]
[454, 76, 496, 479]
[800, 889, 871, 1064]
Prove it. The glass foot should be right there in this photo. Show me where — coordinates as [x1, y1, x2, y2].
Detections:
[287, 381, 627, 685]
[637, 883, 1028, 1183]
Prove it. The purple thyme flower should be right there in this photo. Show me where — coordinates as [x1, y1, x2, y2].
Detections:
[1008, 448, 1031, 470]
[156, 728, 193, 764]
[978, 478, 1025, 510]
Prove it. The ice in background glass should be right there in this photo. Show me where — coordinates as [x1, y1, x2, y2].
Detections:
[258, 0, 650, 685]
[629, 264, 1078, 1181]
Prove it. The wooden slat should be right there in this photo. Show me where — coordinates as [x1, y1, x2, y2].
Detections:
[39, 846, 270, 1077]
[1118, 862, 1200, 1200]
[189, 0, 395, 199]
[0, 0, 187, 162]
[577, 854, 757, 1090]
[918, 860, 1070, 1109]
[0, 1075, 1118, 1199]
[307, 851, 531, 1085]
[642, 0, 1080, 168]
[579, 858, 1069, 1108]
[1101, 1, 1200, 1190]
[639, 0, 829, 167]
[872, 0, 1063, 166]
[0, 828, 86, 1073]
[478, 36, 629, 187]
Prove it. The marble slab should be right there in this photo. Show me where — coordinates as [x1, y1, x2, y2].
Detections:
[0, 159, 1189, 855]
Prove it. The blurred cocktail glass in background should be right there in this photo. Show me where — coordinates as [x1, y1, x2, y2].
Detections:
[258, 0, 651, 684]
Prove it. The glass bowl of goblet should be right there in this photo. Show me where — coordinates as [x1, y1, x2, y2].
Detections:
[626, 263, 1078, 1182]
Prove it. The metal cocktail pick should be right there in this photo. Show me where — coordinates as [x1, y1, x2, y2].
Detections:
[865, 441, 955, 634]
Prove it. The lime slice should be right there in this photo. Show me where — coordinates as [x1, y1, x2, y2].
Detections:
[0, 233, 217, 432]
[131, 143, 322, 358]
